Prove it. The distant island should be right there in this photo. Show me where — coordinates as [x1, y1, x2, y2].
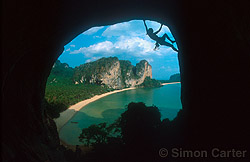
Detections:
[45, 57, 179, 119]
[158, 73, 181, 83]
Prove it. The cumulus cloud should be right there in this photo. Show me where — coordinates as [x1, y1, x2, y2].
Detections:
[83, 26, 104, 35]
[70, 41, 115, 56]
[61, 20, 179, 79]
[145, 58, 154, 63]
[85, 57, 101, 63]
[102, 21, 145, 37]
[115, 36, 156, 55]
[70, 36, 164, 58]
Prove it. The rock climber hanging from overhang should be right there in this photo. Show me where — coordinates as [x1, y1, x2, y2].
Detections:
[143, 20, 178, 52]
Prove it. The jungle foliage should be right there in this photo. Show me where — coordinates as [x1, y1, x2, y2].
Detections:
[44, 60, 113, 118]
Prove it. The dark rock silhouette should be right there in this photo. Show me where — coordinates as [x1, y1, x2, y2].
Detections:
[2, 0, 250, 161]
[76, 102, 183, 161]
[120, 102, 161, 146]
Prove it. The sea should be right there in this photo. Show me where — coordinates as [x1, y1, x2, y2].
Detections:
[59, 83, 182, 145]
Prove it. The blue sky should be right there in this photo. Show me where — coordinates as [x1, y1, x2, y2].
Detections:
[58, 20, 180, 80]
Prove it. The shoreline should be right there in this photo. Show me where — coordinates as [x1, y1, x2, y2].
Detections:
[54, 87, 136, 131]
[54, 82, 181, 131]
[55, 82, 181, 147]
[161, 82, 181, 85]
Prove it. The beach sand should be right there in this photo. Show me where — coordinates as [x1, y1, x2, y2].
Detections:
[54, 87, 136, 131]
[161, 82, 181, 85]
[54, 82, 181, 131]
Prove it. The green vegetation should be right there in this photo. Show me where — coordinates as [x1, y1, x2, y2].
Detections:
[119, 102, 161, 146]
[79, 120, 121, 146]
[46, 60, 74, 85]
[65, 102, 184, 161]
[119, 60, 137, 87]
[169, 73, 181, 82]
[45, 84, 112, 117]
[159, 73, 181, 83]
[78, 102, 162, 149]
[75, 102, 166, 161]
[73, 57, 119, 84]
[73, 57, 151, 88]
[137, 76, 162, 88]
[44, 58, 160, 118]
[44, 60, 113, 119]
[135, 60, 148, 76]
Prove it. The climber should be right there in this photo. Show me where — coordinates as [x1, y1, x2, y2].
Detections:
[143, 20, 178, 52]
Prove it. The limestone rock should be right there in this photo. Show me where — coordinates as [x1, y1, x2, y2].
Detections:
[73, 57, 152, 89]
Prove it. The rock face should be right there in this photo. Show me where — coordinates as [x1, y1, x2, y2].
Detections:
[73, 57, 152, 89]
[121, 60, 152, 88]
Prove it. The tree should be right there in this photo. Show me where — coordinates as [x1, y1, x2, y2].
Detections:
[79, 121, 121, 146]
[79, 102, 162, 147]
[78, 102, 164, 161]
[169, 73, 180, 82]
[79, 123, 108, 146]
[120, 102, 161, 146]
[137, 76, 162, 88]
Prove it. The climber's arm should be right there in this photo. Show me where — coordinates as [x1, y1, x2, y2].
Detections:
[143, 20, 148, 32]
[154, 24, 163, 34]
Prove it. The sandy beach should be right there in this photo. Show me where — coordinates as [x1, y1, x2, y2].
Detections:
[54, 87, 136, 131]
[54, 82, 181, 131]
[161, 82, 180, 85]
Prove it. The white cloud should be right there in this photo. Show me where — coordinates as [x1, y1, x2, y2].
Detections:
[137, 58, 154, 63]
[102, 22, 130, 37]
[82, 26, 104, 35]
[70, 44, 75, 47]
[157, 46, 175, 54]
[70, 41, 115, 56]
[69, 20, 177, 68]
[115, 36, 155, 55]
[145, 58, 154, 63]
[102, 20, 145, 37]
[66, 48, 70, 51]
[102, 20, 175, 45]
[85, 57, 101, 63]
[70, 36, 164, 58]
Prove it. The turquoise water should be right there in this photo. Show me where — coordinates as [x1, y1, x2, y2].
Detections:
[59, 83, 182, 145]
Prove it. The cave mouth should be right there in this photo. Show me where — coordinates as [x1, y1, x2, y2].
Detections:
[3, 1, 250, 161]
[45, 19, 182, 145]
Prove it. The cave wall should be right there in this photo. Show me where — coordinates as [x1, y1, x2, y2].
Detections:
[2, 0, 250, 161]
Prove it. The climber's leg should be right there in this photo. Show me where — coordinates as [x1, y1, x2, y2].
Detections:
[163, 33, 176, 44]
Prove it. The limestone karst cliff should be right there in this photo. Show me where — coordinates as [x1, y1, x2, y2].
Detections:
[73, 57, 152, 89]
